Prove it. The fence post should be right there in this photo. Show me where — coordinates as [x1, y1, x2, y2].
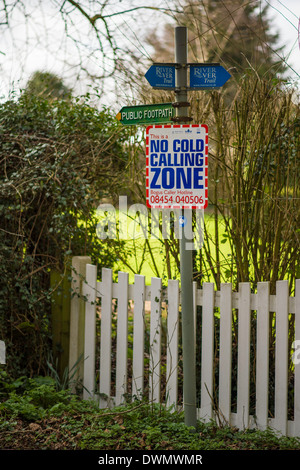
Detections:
[274, 280, 289, 435]
[218, 282, 233, 425]
[295, 279, 300, 436]
[166, 279, 179, 409]
[132, 274, 146, 400]
[50, 260, 71, 379]
[256, 281, 270, 431]
[69, 256, 91, 390]
[237, 282, 251, 430]
[149, 277, 162, 403]
[83, 263, 97, 400]
[200, 282, 215, 421]
[0, 340, 5, 365]
[99, 268, 113, 408]
[116, 271, 129, 405]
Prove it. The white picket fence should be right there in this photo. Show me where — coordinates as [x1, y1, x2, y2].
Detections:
[0, 340, 5, 365]
[70, 261, 300, 437]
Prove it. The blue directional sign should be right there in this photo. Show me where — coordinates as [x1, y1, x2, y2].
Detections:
[190, 65, 231, 89]
[145, 64, 175, 89]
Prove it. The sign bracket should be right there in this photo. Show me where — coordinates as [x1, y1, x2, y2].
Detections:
[171, 115, 193, 122]
[172, 101, 190, 108]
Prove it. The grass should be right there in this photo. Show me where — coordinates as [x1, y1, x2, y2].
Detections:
[114, 211, 231, 285]
[1, 375, 300, 451]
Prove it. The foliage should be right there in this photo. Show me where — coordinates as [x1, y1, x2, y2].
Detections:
[185, 0, 285, 76]
[1, 376, 300, 450]
[22, 71, 73, 101]
[144, 0, 287, 105]
[0, 90, 131, 378]
[203, 74, 300, 292]
[126, 72, 299, 293]
[0, 375, 97, 421]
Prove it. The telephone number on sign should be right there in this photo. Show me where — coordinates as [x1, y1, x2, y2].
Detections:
[150, 194, 204, 205]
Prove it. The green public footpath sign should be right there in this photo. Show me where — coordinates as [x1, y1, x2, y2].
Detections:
[116, 103, 174, 125]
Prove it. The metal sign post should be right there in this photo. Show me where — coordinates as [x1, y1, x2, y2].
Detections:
[143, 26, 230, 429]
[118, 24, 230, 430]
[175, 26, 197, 429]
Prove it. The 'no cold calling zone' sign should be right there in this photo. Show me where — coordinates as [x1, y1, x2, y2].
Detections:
[146, 124, 208, 209]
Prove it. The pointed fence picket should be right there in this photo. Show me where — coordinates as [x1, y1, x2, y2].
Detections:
[0, 340, 5, 365]
[76, 264, 300, 438]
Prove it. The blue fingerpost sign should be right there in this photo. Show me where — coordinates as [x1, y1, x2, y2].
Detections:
[145, 64, 176, 89]
[190, 65, 231, 89]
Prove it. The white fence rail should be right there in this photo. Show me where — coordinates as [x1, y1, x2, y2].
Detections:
[70, 261, 300, 437]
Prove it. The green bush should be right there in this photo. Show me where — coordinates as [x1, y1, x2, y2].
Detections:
[0, 92, 131, 378]
[0, 376, 95, 421]
[1, 373, 300, 450]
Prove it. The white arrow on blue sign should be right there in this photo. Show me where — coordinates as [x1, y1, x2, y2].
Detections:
[190, 65, 231, 89]
[145, 64, 175, 89]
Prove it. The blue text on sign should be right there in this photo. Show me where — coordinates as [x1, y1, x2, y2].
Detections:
[150, 139, 204, 153]
[150, 167, 203, 189]
[149, 138, 205, 190]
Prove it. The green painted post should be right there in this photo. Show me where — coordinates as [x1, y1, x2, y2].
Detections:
[50, 269, 71, 378]
[175, 26, 197, 429]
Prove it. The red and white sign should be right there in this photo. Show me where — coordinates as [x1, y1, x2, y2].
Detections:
[146, 124, 208, 209]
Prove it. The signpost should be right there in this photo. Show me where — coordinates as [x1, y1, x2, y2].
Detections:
[173, 26, 197, 429]
[116, 103, 174, 126]
[146, 124, 208, 210]
[117, 25, 231, 430]
[190, 64, 231, 89]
